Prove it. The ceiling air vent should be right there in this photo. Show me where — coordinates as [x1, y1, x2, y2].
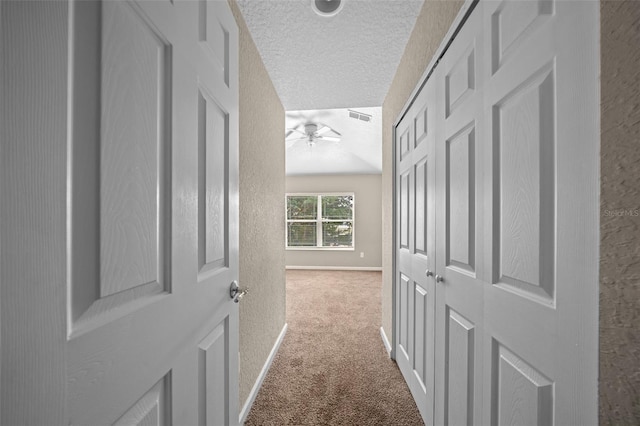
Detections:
[348, 109, 372, 122]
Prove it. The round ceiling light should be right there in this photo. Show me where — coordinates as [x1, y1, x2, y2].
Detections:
[312, 0, 343, 17]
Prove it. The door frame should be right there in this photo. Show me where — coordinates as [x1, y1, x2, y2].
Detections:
[390, 0, 478, 362]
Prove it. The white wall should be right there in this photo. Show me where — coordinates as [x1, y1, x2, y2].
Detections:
[286, 174, 382, 269]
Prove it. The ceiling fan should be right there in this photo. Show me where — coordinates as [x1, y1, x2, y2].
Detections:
[285, 123, 341, 147]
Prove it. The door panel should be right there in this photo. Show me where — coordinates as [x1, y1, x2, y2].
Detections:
[414, 105, 428, 148]
[446, 308, 475, 426]
[199, 0, 231, 87]
[446, 124, 476, 273]
[99, 0, 170, 298]
[445, 46, 475, 118]
[113, 377, 170, 426]
[198, 320, 230, 426]
[492, 343, 553, 426]
[399, 127, 411, 161]
[198, 85, 230, 274]
[69, 0, 172, 335]
[414, 158, 428, 255]
[413, 282, 428, 390]
[493, 65, 555, 301]
[398, 273, 410, 357]
[490, 0, 553, 75]
[400, 171, 410, 250]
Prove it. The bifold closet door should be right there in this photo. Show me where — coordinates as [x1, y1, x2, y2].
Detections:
[480, 0, 599, 424]
[394, 58, 439, 424]
[434, 3, 486, 425]
[394, 1, 598, 425]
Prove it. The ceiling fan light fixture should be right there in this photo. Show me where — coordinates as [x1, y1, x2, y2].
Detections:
[285, 121, 341, 148]
[312, 0, 343, 17]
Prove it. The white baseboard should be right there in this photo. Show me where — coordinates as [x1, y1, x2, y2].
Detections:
[286, 265, 382, 271]
[380, 326, 393, 358]
[239, 323, 288, 425]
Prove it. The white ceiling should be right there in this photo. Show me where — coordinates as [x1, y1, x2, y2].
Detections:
[236, 0, 425, 110]
[285, 107, 381, 175]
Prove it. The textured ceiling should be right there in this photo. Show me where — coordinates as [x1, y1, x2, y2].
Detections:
[285, 107, 381, 175]
[236, 0, 424, 110]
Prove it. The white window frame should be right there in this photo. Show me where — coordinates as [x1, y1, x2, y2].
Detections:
[285, 192, 355, 250]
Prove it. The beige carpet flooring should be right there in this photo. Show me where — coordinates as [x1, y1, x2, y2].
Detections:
[245, 270, 424, 426]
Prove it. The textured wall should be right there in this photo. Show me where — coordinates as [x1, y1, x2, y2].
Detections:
[600, 1, 640, 424]
[228, 0, 287, 410]
[285, 174, 382, 269]
[380, 0, 464, 342]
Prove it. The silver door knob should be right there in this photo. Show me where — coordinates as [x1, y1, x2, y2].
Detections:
[229, 280, 248, 303]
[425, 269, 434, 277]
[435, 275, 444, 283]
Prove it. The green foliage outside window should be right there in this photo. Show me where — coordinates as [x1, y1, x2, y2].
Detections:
[287, 196, 317, 220]
[286, 194, 354, 248]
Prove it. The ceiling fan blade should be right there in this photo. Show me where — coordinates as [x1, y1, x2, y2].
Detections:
[318, 135, 340, 142]
[285, 128, 306, 139]
[316, 126, 331, 135]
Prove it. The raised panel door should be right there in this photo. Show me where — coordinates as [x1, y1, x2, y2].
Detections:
[434, 4, 485, 425]
[394, 59, 439, 425]
[481, 1, 599, 424]
[0, 0, 240, 424]
[66, 1, 239, 424]
[394, 2, 598, 425]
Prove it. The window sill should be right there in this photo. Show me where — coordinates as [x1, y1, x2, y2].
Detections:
[286, 247, 355, 251]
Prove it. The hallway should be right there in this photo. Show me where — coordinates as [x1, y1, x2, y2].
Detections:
[246, 270, 423, 425]
[1, 1, 637, 423]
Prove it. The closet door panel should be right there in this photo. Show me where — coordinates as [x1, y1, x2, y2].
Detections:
[482, 1, 598, 424]
[435, 4, 485, 425]
[395, 63, 439, 425]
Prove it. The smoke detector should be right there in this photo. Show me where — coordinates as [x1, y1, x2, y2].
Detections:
[312, 0, 343, 17]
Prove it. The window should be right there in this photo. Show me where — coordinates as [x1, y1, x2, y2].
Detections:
[286, 194, 354, 249]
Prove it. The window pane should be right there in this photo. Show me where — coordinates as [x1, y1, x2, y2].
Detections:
[287, 196, 317, 220]
[287, 222, 317, 246]
[322, 222, 353, 247]
[321, 195, 353, 220]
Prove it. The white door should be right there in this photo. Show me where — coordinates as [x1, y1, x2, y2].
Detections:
[394, 58, 439, 423]
[480, 0, 599, 424]
[394, 1, 599, 424]
[434, 4, 485, 425]
[1, 0, 241, 424]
